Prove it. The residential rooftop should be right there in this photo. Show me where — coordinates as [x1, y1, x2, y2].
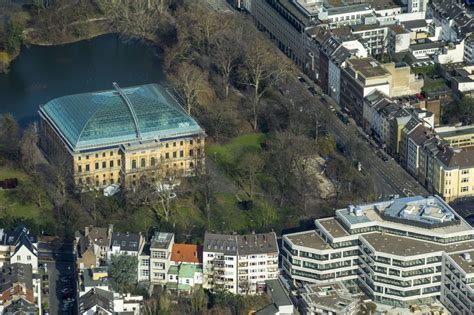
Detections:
[236, 233, 279, 256]
[150, 232, 173, 250]
[346, 57, 390, 78]
[171, 243, 202, 264]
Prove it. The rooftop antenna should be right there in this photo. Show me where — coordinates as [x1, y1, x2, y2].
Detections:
[113, 82, 141, 139]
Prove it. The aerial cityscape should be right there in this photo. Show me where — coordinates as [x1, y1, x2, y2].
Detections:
[0, 0, 473, 314]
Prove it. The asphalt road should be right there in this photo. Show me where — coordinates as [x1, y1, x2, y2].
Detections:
[295, 77, 429, 199]
[39, 242, 77, 315]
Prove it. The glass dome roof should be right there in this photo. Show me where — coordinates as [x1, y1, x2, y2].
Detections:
[39, 84, 202, 151]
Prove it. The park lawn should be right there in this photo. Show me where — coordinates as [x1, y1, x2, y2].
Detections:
[207, 133, 267, 166]
[0, 168, 55, 231]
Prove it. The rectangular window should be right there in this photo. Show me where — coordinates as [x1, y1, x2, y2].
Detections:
[78, 165, 82, 173]
[190, 139, 193, 145]
[95, 162, 99, 170]
[110, 161, 114, 168]
[461, 178, 469, 183]
[180, 151, 184, 158]
[173, 142, 176, 147]
[132, 160, 137, 169]
[461, 186, 469, 192]
[189, 149, 194, 157]
[180, 141, 183, 146]
[27, 255, 31, 261]
[78, 156, 81, 161]
[166, 143, 169, 148]
[462, 170, 470, 175]
[86, 164, 90, 172]
[102, 152, 106, 157]
[95, 153, 99, 158]
[118, 159, 121, 166]
[86, 155, 89, 160]
[173, 152, 177, 158]
[102, 161, 106, 169]
[110, 151, 114, 156]
[165, 153, 169, 159]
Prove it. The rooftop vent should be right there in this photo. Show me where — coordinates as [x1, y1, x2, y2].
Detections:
[463, 252, 471, 262]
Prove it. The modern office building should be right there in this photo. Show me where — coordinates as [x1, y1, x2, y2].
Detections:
[203, 232, 279, 295]
[38, 83, 205, 190]
[282, 195, 474, 309]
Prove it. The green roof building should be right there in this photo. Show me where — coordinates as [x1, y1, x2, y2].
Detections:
[38, 83, 206, 190]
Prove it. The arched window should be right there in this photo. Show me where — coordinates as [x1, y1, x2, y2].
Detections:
[141, 158, 146, 168]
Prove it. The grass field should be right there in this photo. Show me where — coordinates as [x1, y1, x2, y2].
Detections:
[207, 133, 266, 166]
[0, 168, 55, 234]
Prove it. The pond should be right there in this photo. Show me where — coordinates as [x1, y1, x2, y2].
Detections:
[0, 33, 165, 126]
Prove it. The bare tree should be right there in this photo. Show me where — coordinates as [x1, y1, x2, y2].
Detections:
[130, 176, 179, 222]
[192, 163, 215, 229]
[210, 27, 243, 97]
[240, 39, 292, 130]
[98, 0, 163, 41]
[237, 150, 265, 199]
[169, 62, 208, 115]
[19, 125, 38, 174]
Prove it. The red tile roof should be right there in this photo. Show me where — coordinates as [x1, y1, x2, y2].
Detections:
[171, 244, 202, 264]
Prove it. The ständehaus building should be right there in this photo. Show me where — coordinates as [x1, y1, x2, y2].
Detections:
[282, 195, 474, 311]
[38, 83, 205, 190]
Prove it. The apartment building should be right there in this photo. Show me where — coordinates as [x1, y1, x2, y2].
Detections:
[203, 232, 279, 295]
[38, 83, 205, 190]
[282, 195, 474, 308]
[0, 263, 41, 314]
[251, 0, 319, 68]
[340, 57, 391, 124]
[351, 21, 388, 56]
[0, 226, 38, 273]
[149, 232, 174, 285]
[109, 232, 144, 258]
[318, 4, 372, 29]
[75, 225, 113, 269]
[78, 267, 143, 314]
[236, 234, 279, 295]
[400, 123, 474, 201]
[167, 243, 203, 292]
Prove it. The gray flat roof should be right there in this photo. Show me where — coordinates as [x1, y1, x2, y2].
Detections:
[318, 218, 350, 238]
[285, 231, 329, 250]
[362, 232, 474, 256]
[449, 251, 474, 275]
[327, 4, 371, 15]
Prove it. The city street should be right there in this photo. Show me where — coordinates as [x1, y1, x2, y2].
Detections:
[39, 241, 77, 315]
[295, 77, 429, 199]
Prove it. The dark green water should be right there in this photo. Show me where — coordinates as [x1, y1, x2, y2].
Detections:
[0, 33, 165, 126]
